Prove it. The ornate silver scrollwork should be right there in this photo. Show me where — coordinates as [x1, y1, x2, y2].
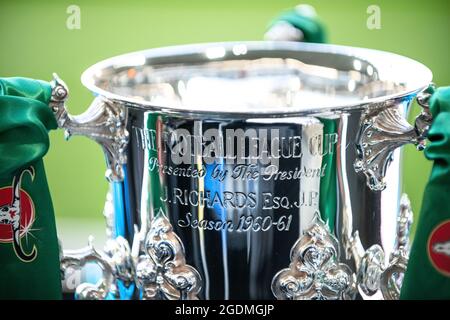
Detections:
[352, 194, 413, 299]
[49, 73, 129, 182]
[380, 194, 413, 300]
[103, 188, 115, 241]
[271, 213, 354, 300]
[135, 209, 202, 300]
[355, 239, 385, 296]
[60, 199, 201, 300]
[60, 235, 135, 300]
[354, 86, 434, 191]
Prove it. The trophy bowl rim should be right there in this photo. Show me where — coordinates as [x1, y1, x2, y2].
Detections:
[80, 41, 432, 118]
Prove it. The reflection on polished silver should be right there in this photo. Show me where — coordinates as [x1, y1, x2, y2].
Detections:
[49, 73, 129, 181]
[60, 235, 134, 300]
[354, 93, 433, 191]
[135, 210, 202, 300]
[380, 194, 413, 300]
[271, 213, 353, 300]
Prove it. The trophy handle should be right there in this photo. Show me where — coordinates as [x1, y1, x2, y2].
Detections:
[49, 73, 128, 182]
[50, 73, 131, 239]
[50, 74, 134, 299]
[352, 194, 413, 299]
[60, 235, 135, 300]
[354, 85, 435, 191]
[379, 194, 413, 300]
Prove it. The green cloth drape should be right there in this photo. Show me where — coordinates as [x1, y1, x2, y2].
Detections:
[0, 77, 61, 299]
[400, 86, 450, 299]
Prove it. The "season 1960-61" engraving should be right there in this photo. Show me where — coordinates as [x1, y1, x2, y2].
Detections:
[177, 212, 293, 232]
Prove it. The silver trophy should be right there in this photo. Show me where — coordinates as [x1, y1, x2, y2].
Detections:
[55, 39, 432, 300]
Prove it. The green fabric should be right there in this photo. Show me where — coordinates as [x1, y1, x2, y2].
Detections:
[146, 113, 167, 214]
[268, 7, 327, 43]
[400, 86, 450, 299]
[319, 118, 337, 231]
[0, 77, 61, 299]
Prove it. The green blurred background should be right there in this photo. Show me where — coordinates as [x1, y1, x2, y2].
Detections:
[1, 0, 449, 246]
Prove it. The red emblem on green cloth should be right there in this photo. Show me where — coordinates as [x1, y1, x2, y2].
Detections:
[428, 219, 450, 277]
[0, 167, 37, 262]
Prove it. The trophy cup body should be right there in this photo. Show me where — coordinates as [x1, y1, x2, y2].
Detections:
[57, 41, 433, 300]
